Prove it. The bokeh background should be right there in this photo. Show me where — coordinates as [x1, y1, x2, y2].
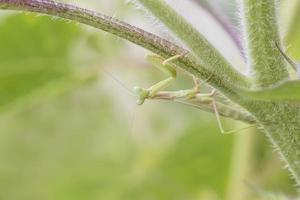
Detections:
[0, 0, 299, 199]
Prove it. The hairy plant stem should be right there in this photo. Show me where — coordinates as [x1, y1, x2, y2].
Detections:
[238, 0, 300, 185]
[242, 101, 300, 186]
[241, 0, 289, 88]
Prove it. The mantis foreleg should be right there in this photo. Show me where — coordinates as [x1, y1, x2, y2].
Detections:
[134, 54, 182, 105]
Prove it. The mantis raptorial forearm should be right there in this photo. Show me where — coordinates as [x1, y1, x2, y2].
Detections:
[134, 54, 256, 134]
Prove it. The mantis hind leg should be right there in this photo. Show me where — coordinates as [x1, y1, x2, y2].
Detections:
[211, 93, 254, 134]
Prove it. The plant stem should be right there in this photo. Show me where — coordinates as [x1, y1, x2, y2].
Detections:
[240, 100, 300, 186]
[239, 0, 300, 185]
[225, 125, 255, 200]
[241, 0, 289, 88]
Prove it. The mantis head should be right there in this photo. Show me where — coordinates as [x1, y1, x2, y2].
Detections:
[133, 86, 150, 105]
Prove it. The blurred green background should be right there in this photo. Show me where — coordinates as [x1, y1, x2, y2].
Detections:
[0, 0, 299, 200]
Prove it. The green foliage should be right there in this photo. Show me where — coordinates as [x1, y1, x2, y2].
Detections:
[0, 85, 234, 200]
[0, 14, 79, 109]
[0, 13, 119, 111]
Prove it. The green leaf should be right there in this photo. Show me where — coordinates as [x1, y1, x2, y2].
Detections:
[0, 14, 99, 111]
[240, 80, 300, 101]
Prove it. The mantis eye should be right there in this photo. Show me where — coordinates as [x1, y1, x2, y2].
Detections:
[133, 86, 149, 105]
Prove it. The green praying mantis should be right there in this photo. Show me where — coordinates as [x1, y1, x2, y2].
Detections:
[133, 53, 255, 134]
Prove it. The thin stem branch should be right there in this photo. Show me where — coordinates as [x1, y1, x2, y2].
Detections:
[225, 125, 255, 200]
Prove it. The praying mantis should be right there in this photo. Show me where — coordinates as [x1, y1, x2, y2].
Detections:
[133, 53, 255, 134]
